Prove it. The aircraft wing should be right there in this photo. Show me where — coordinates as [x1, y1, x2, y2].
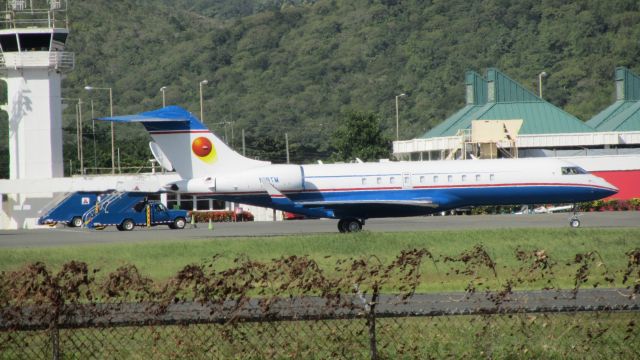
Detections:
[297, 200, 439, 208]
[260, 178, 441, 218]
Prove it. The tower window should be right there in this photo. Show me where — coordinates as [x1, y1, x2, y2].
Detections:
[0, 34, 19, 52]
[18, 33, 52, 51]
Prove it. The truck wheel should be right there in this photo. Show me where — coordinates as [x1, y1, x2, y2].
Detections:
[70, 216, 83, 228]
[121, 219, 135, 231]
[172, 217, 186, 230]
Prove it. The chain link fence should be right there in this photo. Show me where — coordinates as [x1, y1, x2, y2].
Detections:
[1, 247, 639, 359]
[2, 306, 639, 359]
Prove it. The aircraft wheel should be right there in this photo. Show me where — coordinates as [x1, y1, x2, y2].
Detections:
[70, 216, 83, 228]
[121, 219, 135, 231]
[569, 218, 581, 228]
[172, 217, 186, 230]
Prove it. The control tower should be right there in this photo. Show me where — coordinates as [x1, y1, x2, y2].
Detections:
[0, 0, 73, 180]
[0, 0, 73, 228]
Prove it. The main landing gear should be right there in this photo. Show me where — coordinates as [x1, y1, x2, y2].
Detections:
[338, 218, 364, 233]
[569, 203, 581, 228]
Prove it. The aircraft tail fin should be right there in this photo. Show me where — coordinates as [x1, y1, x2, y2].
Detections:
[98, 106, 269, 179]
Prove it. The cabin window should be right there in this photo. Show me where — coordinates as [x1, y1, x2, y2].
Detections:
[475, 174, 481, 181]
[561, 167, 587, 175]
[461, 175, 467, 182]
[447, 175, 453, 183]
[419, 176, 425, 183]
[433, 175, 438, 183]
[390, 177, 396, 184]
[490, 174, 495, 181]
[361, 177, 367, 185]
[404, 176, 410, 184]
[377, 177, 382, 185]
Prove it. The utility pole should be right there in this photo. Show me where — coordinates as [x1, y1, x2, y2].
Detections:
[395, 93, 406, 141]
[75, 102, 80, 166]
[285, 133, 290, 164]
[91, 99, 97, 171]
[242, 129, 246, 156]
[199, 80, 208, 122]
[78, 98, 84, 175]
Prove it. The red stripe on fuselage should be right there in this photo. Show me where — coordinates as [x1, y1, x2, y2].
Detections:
[201, 182, 612, 196]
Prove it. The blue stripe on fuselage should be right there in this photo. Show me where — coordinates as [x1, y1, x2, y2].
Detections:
[209, 185, 615, 219]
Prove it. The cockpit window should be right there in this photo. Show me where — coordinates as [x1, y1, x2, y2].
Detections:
[561, 166, 588, 175]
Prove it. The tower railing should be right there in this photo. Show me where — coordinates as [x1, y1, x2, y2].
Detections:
[0, 51, 74, 71]
[1, 0, 68, 29]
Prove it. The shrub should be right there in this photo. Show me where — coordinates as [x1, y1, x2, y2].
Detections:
[188, 210, 254, 223]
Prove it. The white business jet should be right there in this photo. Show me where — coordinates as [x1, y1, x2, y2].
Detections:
[99, 106, 618, 232]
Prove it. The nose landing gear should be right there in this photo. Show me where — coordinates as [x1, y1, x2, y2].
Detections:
[338, 218, 364, 233]
[569, 203, 581, 228]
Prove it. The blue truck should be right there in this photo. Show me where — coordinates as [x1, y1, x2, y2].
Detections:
[85, 192, 189, 231]
[38, 192, 105, 227]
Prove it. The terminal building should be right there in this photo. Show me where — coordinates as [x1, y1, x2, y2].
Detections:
[393, 67, 640, 200]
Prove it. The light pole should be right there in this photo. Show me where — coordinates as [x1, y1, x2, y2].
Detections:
[62, 97, 83, 175]
[199, 80, 208, 122]
[85, 86, 114, 174]
[160, 86, 167, 107]
[395, 93, 406, 141]
[538, 71, 548, 99]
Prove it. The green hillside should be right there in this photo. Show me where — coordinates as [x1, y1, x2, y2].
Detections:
[1, 0, 640, 176]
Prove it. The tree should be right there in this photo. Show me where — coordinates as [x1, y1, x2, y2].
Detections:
[331, 110, 390, 162]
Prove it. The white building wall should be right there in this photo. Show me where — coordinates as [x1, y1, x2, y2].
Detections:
[6, 68, 64, 180]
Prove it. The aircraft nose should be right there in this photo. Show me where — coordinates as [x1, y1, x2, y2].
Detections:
[600, 180, 619, 196]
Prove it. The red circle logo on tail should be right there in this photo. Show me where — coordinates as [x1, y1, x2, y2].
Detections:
[192, 137, 217, 163]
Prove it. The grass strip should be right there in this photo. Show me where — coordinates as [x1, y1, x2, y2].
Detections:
[1, 228, 638, 292]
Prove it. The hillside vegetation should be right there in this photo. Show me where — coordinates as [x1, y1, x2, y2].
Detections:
[1, 0, 639, 176]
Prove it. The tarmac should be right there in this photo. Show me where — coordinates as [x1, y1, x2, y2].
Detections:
[0, 211, 639, 248]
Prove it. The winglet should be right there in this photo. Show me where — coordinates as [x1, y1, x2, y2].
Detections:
[260, 178, 290, 201]
[259, 177, 333, 218]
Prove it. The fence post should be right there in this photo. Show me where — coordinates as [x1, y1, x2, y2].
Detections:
[50, 325, 60, 360]
[368, 286, 379, 360]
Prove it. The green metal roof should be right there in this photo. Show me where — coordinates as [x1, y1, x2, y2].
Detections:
[423, 68, 593, 138]
[587, 67, 640, 132]
[478, 102, 593, 134]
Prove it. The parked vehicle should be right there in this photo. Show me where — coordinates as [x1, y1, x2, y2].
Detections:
[86, 193, 189, 231]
